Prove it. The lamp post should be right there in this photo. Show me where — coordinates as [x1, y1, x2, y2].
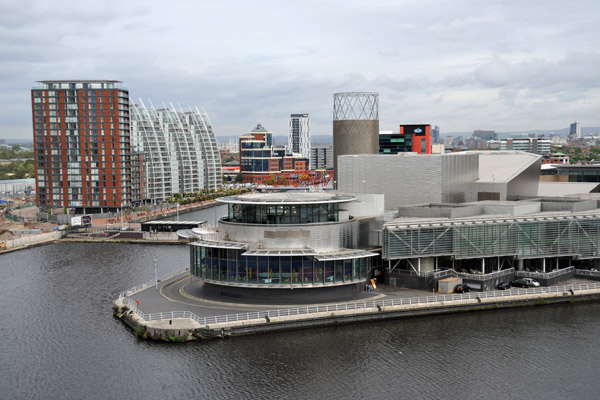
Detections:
[154, 259, 158, 290]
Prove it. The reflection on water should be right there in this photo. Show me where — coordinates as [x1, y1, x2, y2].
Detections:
[1, 242, 599, 400]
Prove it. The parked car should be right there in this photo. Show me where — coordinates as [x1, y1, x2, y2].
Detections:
[497, 282, 511, 290]
[524, 278, 541, 287]
[454, 283, 470, 293]
[510, 278, 533, 288]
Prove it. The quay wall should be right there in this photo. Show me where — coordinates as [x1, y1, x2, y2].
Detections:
[1, 231, 64, 253]
[114, 287, 600, 342]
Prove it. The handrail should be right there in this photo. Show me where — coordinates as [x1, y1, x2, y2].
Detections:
[119, 282, 600, 327]
[574, 269, 600, 277]
[517, 266, 574, 279]
[118, 268, 189, 299]
[457, 268, 515, 281]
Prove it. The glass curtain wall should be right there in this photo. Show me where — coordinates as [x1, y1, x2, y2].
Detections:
[191, 246, 370, 286]
[227, 203, 339, 224]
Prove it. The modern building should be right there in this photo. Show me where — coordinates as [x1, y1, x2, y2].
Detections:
[473, 129, 497, 141]
[379, 125, 432, 154]
[31, 80, 134, 213]
[570, 122, 581, 140]
[189, 191, 381, 301]
[338, 151, 541, 210]
[541, 153, 569, 165]
[289, 114, 310, 167]
[130, 102, 222, 202]
[384, 197, 600, 290]
[239, 124, 308, 184]
[500, 136, 551, 155]
[311, 144, 333, 170]
[541, 164, 600, 183]
[333, 92, 379, 182]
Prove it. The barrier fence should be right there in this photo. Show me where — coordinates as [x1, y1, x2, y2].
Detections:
[119, 281, 600, 328]
[118, 268, 190, 299]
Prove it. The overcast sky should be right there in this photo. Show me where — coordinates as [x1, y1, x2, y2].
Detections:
[1, 0, 600, 140]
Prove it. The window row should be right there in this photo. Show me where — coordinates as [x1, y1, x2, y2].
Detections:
[191, 247, 369, 285]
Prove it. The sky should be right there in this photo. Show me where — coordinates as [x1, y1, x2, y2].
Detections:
[1, 0, 600, 140]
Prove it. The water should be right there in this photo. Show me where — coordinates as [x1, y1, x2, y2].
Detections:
[1, 242, 600, 399]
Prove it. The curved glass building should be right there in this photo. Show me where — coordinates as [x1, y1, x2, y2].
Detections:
[190, 192, 378, 301]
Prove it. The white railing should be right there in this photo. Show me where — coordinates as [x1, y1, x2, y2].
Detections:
[118, 268, 189, 299]
[120, 282, 600, 327]
[575, 269, 600, 277]
[458, 268, 515, 281]
[517, 266, 574, 279]
[400, 268, 515, 280]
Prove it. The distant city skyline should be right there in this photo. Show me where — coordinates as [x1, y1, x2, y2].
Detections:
[2, 1, 600, 140]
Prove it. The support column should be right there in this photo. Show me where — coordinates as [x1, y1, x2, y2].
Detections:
[498, 257, 500, 272]
[418, 258, 421, 273]
[517, 258, 523, 271]
[482, 258, 485, 274]
[543, 258, 546, 273]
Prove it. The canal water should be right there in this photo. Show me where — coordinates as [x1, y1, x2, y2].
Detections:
[1, 242, 600, 399]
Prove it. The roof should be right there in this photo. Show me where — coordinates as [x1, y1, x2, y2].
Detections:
[217, 191, 356, 205]
[141, 220, 206, 225]
[241, 249, 317, 256]
[475, 151, 541, 182]
[249, 123, 270, 133]
[189, 239, 248, 250]
[37, 80, 122, 83]
[538, 182, 600, 197]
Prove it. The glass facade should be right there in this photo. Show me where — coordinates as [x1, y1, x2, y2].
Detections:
[385, 216, 600, 260]
[227, 203, 339, 224]
[191, 246, 369, 286]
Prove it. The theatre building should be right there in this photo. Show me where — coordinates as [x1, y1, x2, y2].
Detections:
[189, 192, 380, 302]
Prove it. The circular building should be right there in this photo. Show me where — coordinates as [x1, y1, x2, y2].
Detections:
[189, 191, 378, 302]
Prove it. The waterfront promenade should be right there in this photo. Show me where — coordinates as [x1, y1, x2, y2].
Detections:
[114, 272, 600, 341]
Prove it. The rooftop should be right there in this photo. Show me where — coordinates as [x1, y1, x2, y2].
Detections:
[37, 80, 122, 83]
[474, 151, 541, 182]
[217, 191, 356, 205]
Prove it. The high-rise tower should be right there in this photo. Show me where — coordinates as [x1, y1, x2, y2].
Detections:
[570, 122, 581, 140]
[332, 92, 379, 183]
[288, 113, 310, 167]
[130, 101, 222, 202]
[31, 80, 134, 213]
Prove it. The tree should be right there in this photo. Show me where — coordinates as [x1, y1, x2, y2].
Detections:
[235, 173, 243, 183]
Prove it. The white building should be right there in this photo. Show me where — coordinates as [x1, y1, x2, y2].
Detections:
[289, 113, 310, 167]
[130, 101, 222, 202]
[500, 137, 551, 155]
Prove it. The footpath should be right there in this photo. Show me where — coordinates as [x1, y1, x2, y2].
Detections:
[113, 272, 600, 342]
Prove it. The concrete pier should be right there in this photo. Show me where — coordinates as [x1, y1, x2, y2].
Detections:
[113, 273, 600, 342]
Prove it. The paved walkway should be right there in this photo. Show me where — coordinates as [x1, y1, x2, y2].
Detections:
[125, 273, 594, 320]
[126, 272, 450, 319]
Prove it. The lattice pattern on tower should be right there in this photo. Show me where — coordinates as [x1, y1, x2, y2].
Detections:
[333, 92, 379, 121]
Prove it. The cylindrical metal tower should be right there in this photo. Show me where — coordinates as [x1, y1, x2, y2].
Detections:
[333, 92, 379, 184]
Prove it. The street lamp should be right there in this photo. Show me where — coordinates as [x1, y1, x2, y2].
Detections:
[154, 259, 158, 290]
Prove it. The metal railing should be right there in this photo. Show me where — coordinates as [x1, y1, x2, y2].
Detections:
[120, 282, 600, 327]
[575, 269, 600, 277]
[458, 268, 515, 281]
[517, 266, 574, 279]
[118, 268, 189, 299]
